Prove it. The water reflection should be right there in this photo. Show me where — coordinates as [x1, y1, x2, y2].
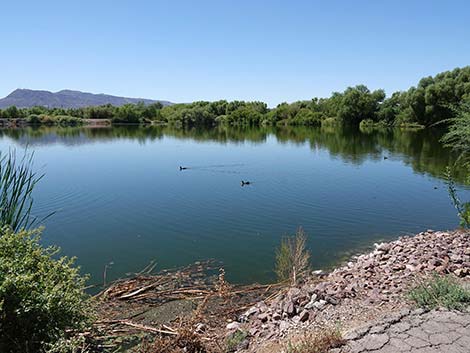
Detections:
[1, 125, 466, 184]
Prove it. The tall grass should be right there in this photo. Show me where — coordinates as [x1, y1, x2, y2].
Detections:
[0, 150, 47, 232]
[285, 327, 344, 353]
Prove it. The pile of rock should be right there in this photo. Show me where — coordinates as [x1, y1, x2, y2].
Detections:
[228, 229, 469, 340]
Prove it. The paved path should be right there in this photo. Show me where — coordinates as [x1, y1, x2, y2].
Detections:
[334, 308, 470, 353]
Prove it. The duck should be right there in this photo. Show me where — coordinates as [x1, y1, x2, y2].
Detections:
[179, 166, 188, 171]
[383, 156, 388, 160]
[241, 180, 251, 186]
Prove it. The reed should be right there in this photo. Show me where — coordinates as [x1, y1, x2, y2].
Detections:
[0, 150, 48, 232]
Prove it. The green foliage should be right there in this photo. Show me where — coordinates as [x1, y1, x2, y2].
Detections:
[336, 85, 385, 124]
[1, 66, 470, 127]
[0, 151, 45, 232]
[409, 275, 470, 310]
[275, 228, 311, 284]
[441, 103, 470, 166]
[26, 114, 83, 126]
[444, 167, 470, 228]
[0, 226, 91, 353]
[225, 330, 248, 352]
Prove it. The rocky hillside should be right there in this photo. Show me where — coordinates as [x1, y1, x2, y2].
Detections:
[0, 89, 172, 109]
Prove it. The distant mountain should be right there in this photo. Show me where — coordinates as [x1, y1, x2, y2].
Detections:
[0, 89, 172, 109]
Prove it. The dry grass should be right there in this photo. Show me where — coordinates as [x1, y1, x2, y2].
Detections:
[139, 325, 208, 353]
[285, 327, 344, 353]
[275, 227, 311, 284]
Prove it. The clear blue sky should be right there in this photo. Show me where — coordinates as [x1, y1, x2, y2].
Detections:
[1, 0, 469, 106]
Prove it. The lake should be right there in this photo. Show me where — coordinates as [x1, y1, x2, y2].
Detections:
[0, 125, 468, 286]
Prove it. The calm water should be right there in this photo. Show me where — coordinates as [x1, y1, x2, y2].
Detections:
[0, 125, 468, 285]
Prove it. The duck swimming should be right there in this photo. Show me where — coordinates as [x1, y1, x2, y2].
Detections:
[241, 180, 251, 186]
[179, 166, 188, 170]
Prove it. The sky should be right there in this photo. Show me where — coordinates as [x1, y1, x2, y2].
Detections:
[0, 0, 469, 106]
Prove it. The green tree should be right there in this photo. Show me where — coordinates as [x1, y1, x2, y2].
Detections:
[337, 85, 385, 124]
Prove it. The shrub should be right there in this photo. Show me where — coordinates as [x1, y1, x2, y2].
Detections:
[26, 114, 42, 124]
[275, 228, 311, 284]
[55, 115, 83, 126]
[0, 227, 92, 353]
[285, 327, 344, 353]
[409, 274, 470, 310]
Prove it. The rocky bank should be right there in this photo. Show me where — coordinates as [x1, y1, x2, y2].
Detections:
[226, 229, 470, 351]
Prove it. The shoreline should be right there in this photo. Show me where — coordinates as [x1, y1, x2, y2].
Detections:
[237, 228, 469, 351]
[90, 228, 469, 352]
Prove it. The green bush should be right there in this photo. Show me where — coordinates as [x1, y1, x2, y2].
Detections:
[409, 274, 470, 310]
[0, 226, 92, 353]
[26, 114, 42, 124]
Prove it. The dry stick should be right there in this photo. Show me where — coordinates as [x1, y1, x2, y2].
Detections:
[118, 279, 169, 299]
[99, 320, 177, 335]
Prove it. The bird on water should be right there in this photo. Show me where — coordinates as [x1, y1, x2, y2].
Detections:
[241, 180, 251, 186]
[179, 166, 189, 170]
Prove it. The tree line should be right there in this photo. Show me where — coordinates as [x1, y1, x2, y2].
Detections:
[1, 66, 469, 127]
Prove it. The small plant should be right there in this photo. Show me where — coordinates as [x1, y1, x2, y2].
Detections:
[275, 227, 311, 284]
[0, 226, 92, 353]
[444, 167, 470, 228]
[409, 274, 470, 310]
[225, 330, 248, 352]
[285, 327, 344, 353]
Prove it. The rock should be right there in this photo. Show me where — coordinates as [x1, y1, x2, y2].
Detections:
[287, 287, 301, 298]
[226, 322, 241, 330]
[312, 299, 327, 310]
[243, 306, 258, 318]
[325, 296, 339, 305]
[195, 323, 206, 333]
[304, 301, 316, 310]
[283, 301, 295, 316]
[279, 320, 290, 331]
[242, 229, 470, 343]
[298, 310, 309, 322]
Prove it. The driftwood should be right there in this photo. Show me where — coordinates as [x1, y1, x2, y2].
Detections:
[97, 319, 177, 335]
[90, 260, 284, 352]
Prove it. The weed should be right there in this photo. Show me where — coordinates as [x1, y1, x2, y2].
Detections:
[275, 228, 311, 284]
[409, 274, 470, 310]
[285, 327, 344, 353]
